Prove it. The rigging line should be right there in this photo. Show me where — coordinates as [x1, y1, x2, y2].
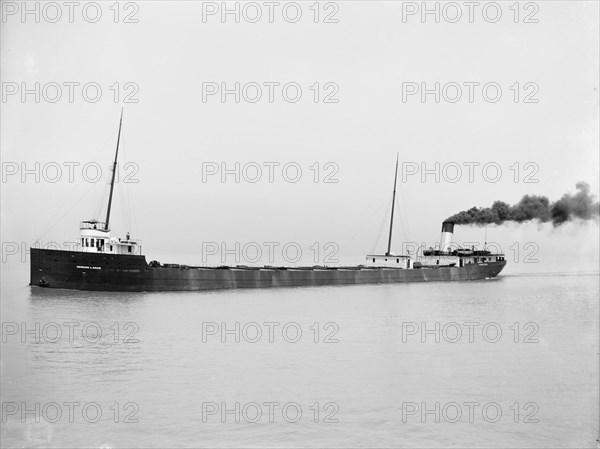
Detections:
[86, 113, 124, 164]
[34, 181, 98, 244]
[126, 184, 133, 232]
[118, 179, 131, 233]
[34, 116, 121, 244]
[81, 136, 119, 222]
[94, 118, 123, 216]
[92, 127, 117, 157]
[396, 176, 411, 243]
[37, 160, 100, 231]
[35, 178, 101, 242]
[44, 182, 83, 224]
[385, 154, 399, 256]
[371, 202, 390, 254]
[384, 180, 410, 254]
[125, 182, 133, 234]
[391, 193, 400, 241]
[123, 154, 138, 236]
[94, 181, 110, 220]
[118, 128, 127, 232]
[118, 113, 137, 236]
[126, 179, 138, 237]
[125, 183, 133, 233]
[123, 182, 130, 231]
[104, 109, 123, 232]
[128, 182, 138, 236]
[339, 163, 396, 250]
[340, 194, 389, 250]
[389, 194, 406, 254]
[118, 180, 125, 231]
[394, 191, 409, 246]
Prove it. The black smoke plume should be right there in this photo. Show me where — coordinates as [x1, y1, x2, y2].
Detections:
[446, 182, 600, 226]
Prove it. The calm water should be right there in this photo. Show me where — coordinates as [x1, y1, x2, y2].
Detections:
[1, 266, 598, 448]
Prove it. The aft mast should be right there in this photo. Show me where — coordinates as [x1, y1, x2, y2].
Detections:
[385, 153, 399, 256]
[104, 108, 123, 231]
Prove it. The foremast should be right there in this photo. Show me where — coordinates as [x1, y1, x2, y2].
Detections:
[78, 109, 139, 255]
[385, 153, 399, 256]
[105, 108, 123, 231]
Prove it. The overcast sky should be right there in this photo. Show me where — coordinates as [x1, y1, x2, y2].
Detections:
[2, 1, 598, 273]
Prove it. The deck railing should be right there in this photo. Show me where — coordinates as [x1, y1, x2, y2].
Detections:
[79, 221, 108, 231]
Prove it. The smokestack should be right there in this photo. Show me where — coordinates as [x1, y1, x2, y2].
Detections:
[440, 221, 454, 253]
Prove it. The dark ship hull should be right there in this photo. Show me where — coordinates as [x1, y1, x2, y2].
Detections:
[28, 117, 508, 293]
[30, 248, 507, 292]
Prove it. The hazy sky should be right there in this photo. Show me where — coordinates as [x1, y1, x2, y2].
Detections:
[2, 1, 598, 273]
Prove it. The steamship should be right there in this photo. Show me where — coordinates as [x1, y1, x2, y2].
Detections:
[29, 113, 507, 292]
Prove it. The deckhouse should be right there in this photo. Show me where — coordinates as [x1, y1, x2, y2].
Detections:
[79, 219, 140, 255]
